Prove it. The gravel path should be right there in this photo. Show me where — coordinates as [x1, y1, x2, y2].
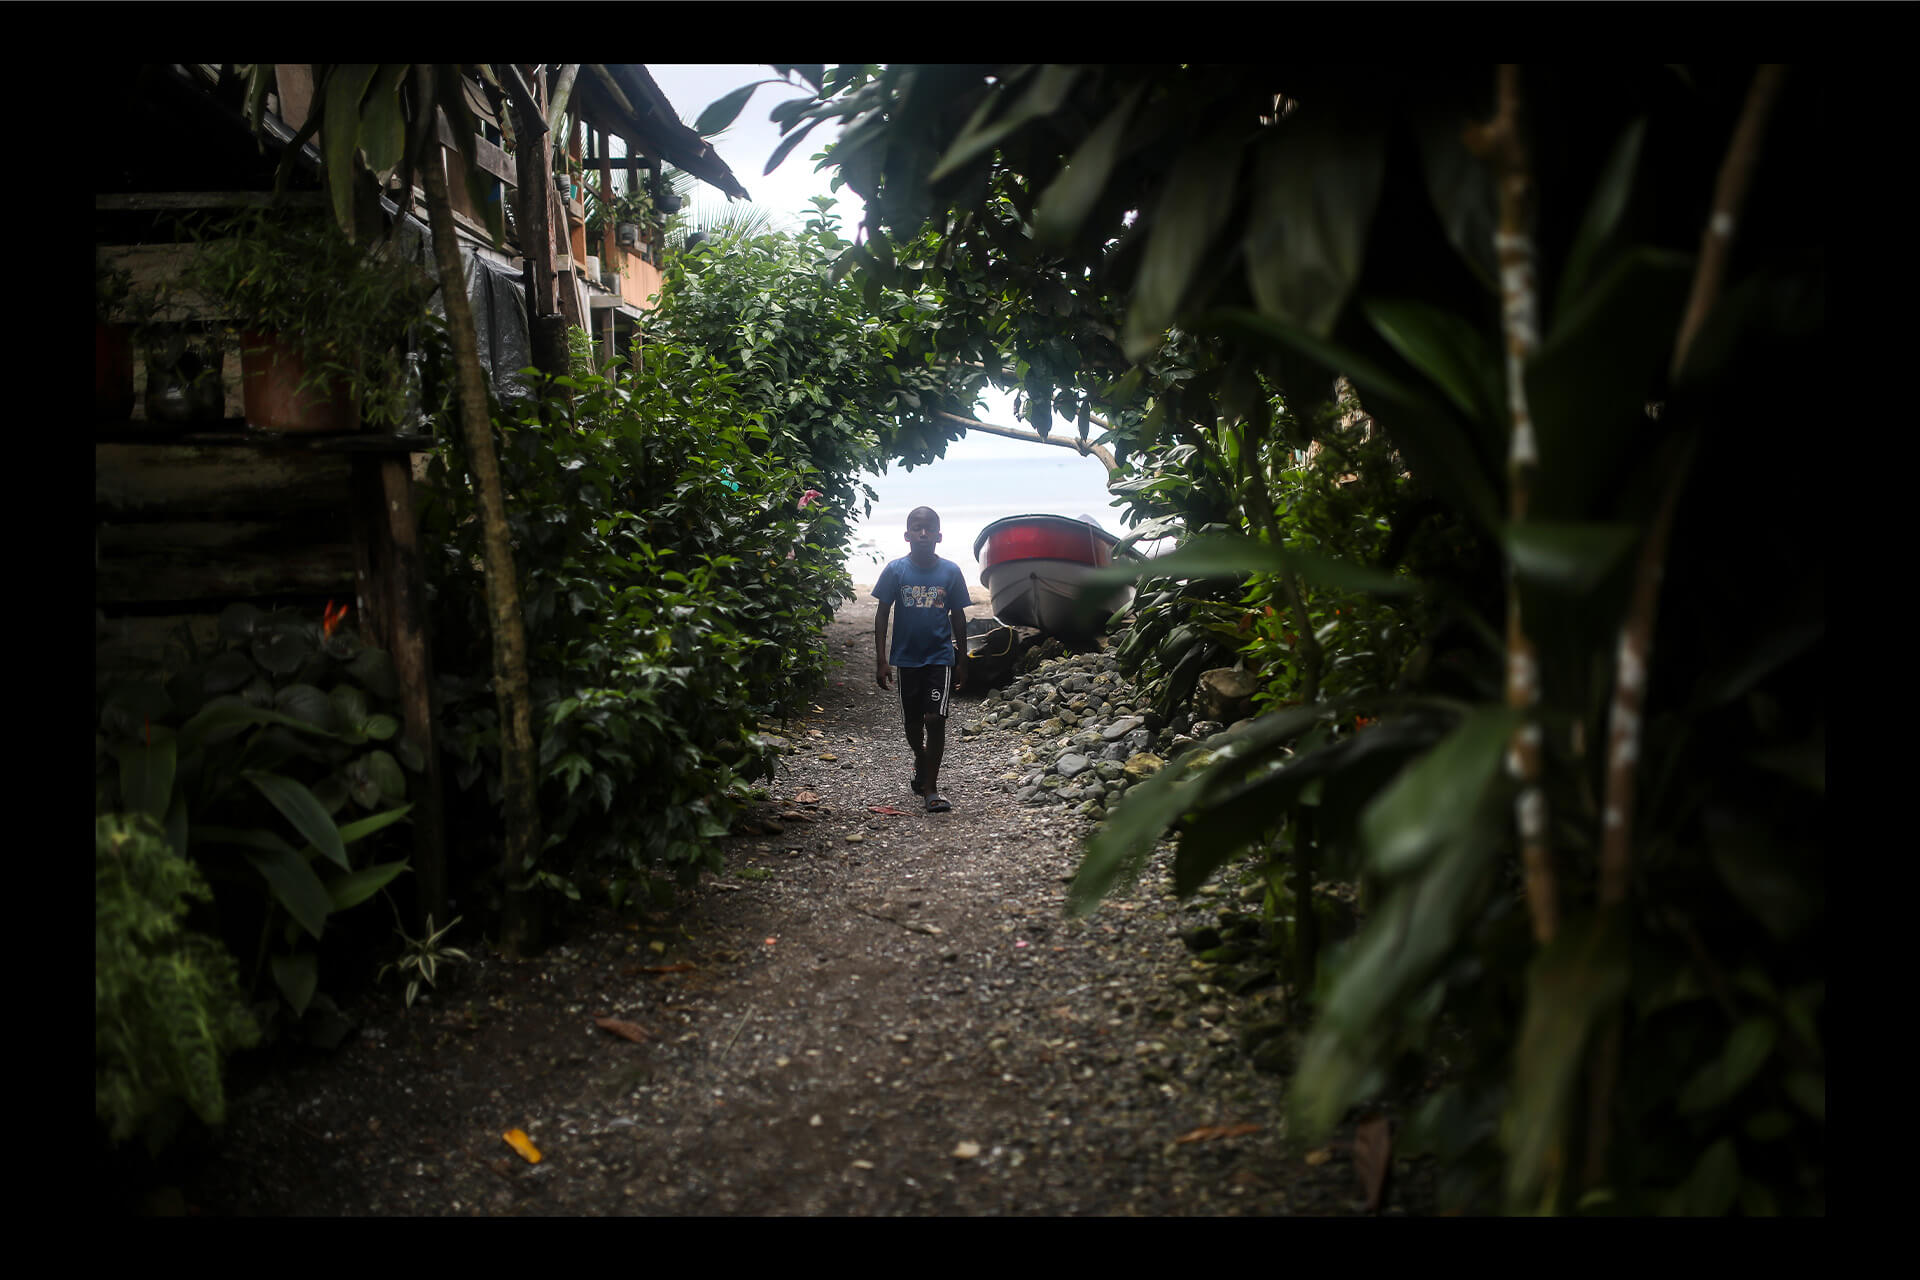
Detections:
[179, 591, 1425, 1216]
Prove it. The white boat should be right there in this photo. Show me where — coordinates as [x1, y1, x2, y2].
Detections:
[972, 513, 1134, 639]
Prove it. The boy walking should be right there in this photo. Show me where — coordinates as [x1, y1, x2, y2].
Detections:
[873, 506, 970, 812]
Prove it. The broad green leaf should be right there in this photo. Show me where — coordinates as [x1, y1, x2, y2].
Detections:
[1526, 247, 1692, 519]
[1504, 912, 1630, 1213]
[1295, 788, 1506, 1138]
[1783, 1070, 1824, 1124]
[1201, 308, 1502, 529]
[1503, 522, 1639, 593]
[1243, 107, 1386, 338]
[325, 859, 411, 912]
[365, 749, 407, 803]
[359, 65, 409, 178]
[244, 771, 348, 870]
[272, 950, 320, 1017]
[1363, 298, 1502, 431]
[337, 802, 413, 847]
[277, 683, 338, 732]
[1032, 85, 1144, 249]
[1556, 117, 1647, 331]
[1079, 532, 1413, 600]
[116, 739, 176, 820]
[696, 80, 773, 137]
[322, 64, 379, 235]
[1412, 106, 1498, 292]
[1361, 705, 1517, 878]
[1072, 698, 1360, 914]
[362, 713, 399, 742]
[244, 836, 333, 941]
[329, 684, 370, 730]
[1678, 1016, 1777, 1114]
[764, 116, 826, 176]
[180, 696, 340, 748]
[929, 65, 1080, 184]
[1123, 133, 1245, 360]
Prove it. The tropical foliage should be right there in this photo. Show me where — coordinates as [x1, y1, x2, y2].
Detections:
[743, 62, 1823, 1214]
[96, 812, 261, 1152]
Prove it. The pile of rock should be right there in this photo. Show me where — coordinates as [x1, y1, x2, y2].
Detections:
[962, 648, 1239, 818]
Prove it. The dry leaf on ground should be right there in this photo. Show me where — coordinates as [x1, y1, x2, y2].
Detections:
[952, 1141, 982, 1159]
[1173, 1123, 1261, 1144]
[794, 790, 821, 805]
[593, 1017, 651, 1043]
[502, 1129, 542, 1164]
[1354, 1113, 1392, 1211]
[867, 806, 910, 816]
[1305, 1146, 1333, 1166]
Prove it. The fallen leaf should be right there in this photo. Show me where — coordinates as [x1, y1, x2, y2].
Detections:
[1305, 1146, 1333, 1166]
[817, 754, 838, 762]
[867, 806, 910, 816]
[1354, 1113, 1392, 1212]
[593, 1016, 651, 1044]
[503, 1129, 542, 1164]
[953, 1141, 981, 1159]
[1173, 1123, 1262, 1145]
[794, 791, 821, 805]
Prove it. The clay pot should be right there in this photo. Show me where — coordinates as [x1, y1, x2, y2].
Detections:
[240, 332, 360, 434]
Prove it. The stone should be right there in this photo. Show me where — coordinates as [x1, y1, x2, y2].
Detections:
[1190, 720, 1224, 739]
[1123, 752, 1165, 782]
[1101, 715, 1145, 742]
[1102, 742, 1132, 763]
[1094, 761, 1125, 782]
[1123, 729, 1155, 753]
[1055, 753, 1092, 779]
[1198, 667, 1258, 724]
[1038, 717, 1066, 736]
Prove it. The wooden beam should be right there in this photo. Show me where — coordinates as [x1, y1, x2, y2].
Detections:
[435, 114, 518, 188]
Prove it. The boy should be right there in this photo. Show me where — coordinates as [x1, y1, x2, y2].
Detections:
[872, 506, 971, 813]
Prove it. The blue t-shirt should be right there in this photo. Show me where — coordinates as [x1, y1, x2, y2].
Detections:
[873, 555, 968, 668]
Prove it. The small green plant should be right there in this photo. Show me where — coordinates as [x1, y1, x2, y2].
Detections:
[377, 912, 471, 1008]
[96, 812, 261, 1153]
[182, 210, 440, 429]
[95, 602, 418, 1017]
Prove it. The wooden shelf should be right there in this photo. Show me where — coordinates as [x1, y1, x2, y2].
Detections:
[96, 422, 436, 454]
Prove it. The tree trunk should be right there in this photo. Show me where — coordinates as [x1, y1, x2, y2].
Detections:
[420, 145, 545, 958]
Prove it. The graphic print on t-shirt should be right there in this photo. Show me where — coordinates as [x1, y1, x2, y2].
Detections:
[903, 584, 947, 611]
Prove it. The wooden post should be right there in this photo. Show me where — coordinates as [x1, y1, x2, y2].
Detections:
[348, 451, 448, 931]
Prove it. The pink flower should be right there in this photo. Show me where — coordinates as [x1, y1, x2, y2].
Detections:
[798, 489, 823, 510]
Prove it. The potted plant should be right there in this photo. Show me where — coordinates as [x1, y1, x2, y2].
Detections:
[185, 211, 436, 434]
[584, 184, 654, 250]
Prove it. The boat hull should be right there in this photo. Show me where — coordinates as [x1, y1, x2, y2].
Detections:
[973, 514, 1133, 638]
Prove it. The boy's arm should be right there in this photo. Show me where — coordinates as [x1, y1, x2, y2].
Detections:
[874, 600, 893, 690]
[950, 604, 971, 690]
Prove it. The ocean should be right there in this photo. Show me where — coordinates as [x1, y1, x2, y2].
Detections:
[843, 448, 1134, 590]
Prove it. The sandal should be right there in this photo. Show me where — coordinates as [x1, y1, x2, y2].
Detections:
[924, 792, 952, 813]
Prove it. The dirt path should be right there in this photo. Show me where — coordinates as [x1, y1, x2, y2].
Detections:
[178, 593, 1417, 1216]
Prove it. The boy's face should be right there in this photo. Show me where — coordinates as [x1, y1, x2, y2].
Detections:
[904, 510, 942, 559]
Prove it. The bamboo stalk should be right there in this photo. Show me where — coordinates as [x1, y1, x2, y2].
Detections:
[1584, 64, 1788, 1193]
[1468, 64, 1556, 945]
[420, 78, 545, 957]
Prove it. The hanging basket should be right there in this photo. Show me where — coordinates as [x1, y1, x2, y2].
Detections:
[240, 332, 360, 434]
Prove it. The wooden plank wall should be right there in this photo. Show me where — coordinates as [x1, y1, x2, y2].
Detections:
[95, 443, 358, 672]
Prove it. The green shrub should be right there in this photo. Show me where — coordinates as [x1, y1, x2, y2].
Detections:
[423, 345, 851, 903]
[96, 813, 260, 1152]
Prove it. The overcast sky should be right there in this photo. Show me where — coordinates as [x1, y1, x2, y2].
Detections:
[643, 64, 1039, 462]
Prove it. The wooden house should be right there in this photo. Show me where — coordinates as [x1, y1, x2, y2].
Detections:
[95, 64, 749, 925]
